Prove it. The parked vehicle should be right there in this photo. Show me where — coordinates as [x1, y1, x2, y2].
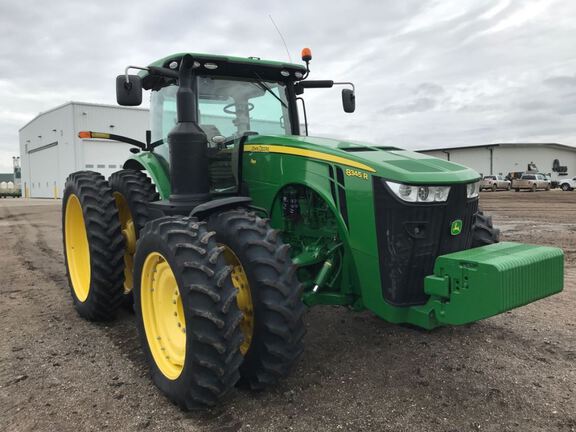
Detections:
[505, 171, 524, 182]
[0, 189, 21, 198]
[540, 173, 555, 188]
[513, 173, 551, 192]
[559, 177, 576, 191]
[480, 175, 511, 191]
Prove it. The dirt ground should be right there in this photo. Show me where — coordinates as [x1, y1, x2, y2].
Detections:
[0, 191, 574, 432]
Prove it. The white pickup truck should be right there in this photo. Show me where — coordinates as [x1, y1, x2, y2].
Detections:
[480, 175, 511, 191]
[512, 173, 551, 192]
[559, 177, 576, 191]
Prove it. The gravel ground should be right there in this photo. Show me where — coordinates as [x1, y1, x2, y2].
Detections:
[0, 192, 574, 432]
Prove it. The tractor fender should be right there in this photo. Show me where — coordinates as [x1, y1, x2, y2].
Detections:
[190, 196, 252, 219]
[123, 153, 171, 200]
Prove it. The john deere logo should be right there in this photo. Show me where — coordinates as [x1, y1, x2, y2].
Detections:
[451, 219, 463, 236]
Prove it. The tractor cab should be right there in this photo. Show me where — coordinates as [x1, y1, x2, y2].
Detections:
[112, 51, 355, 205]
[149, 71, 295, 193]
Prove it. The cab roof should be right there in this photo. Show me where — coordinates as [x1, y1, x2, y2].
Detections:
[141, 52, 307, 90]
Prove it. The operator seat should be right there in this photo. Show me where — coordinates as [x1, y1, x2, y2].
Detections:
[200, 124, 222, 147]
[200, 124, 236, 192]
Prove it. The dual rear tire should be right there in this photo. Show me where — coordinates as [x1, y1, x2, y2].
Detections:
[133, 217, 244, 409]
[62, 170, 157, 319]
[62, 171, 305, 408]
[109, 170, 158, 297]
[206, 209, 305, 390]
[62, 172, 124, 320]
[132, 210, 305, 407]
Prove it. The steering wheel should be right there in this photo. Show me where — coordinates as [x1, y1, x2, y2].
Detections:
[213, 131, 260, 149]
[223, 102, 254, 114]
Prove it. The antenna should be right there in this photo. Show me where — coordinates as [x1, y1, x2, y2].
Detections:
[269, 14, 292, 63]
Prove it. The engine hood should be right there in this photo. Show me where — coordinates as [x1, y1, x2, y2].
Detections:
[245, 135, 480, 185]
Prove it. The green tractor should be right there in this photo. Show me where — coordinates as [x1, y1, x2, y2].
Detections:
[62, 49, 564, 409]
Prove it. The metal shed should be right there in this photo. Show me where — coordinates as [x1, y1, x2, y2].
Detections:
[19, 102, 149, 198]
[419, 143, 576, 184]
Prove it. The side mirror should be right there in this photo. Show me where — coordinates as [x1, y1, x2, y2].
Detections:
[116, 75, 142, 106]
[342, 89, 355, 113]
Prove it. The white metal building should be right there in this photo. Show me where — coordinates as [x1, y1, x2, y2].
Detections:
[419, 143, 576, 183]
[19, 102, 149, 198]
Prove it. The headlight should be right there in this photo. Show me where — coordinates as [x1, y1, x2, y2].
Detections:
[466, 181, 480, 198]
[386, 181, 450, 202]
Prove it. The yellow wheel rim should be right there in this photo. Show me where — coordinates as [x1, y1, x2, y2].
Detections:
[64, 194, 91, 302]
[141, 252, 186, 380]
[222, 246, 254, 355]
[114, 192, 137, 294]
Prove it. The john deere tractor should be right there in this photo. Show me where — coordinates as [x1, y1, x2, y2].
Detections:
[62, 49, 564, 409]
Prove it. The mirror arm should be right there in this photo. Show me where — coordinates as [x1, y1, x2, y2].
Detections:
[78, 131, 147, 151]
[333, 82, 355, 93]
[123, 65, 179, 85]
[124, 65, 149, 84]
[296, 80, 355, 93]
[148, 139, 165, 151]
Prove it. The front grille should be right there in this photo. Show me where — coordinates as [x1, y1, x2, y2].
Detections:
[373, 178, 478, 306]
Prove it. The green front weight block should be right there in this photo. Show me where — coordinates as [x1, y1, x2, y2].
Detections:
[422, 242, 564, 326]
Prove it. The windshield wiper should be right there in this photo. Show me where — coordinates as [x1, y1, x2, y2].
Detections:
[253, 73, 288, 109]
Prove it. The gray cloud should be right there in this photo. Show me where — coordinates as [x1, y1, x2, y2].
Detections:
[414, 82, 445, 97]
[381, 97, 438, 115]
[543, 75, 576, 89]
[1, 0, 576, 171]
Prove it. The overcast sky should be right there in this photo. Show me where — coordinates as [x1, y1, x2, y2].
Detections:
[1, 0, 576, 172]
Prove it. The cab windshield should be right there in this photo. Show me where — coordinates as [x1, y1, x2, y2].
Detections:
[151, 76, 292, 162]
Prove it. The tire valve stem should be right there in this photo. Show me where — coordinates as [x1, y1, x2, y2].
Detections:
[312, 259, 333, 293]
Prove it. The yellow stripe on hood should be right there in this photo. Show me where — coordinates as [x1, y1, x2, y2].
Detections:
[244, 144, 376, 173]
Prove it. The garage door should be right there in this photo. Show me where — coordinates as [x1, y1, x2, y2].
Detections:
[82, 139, 132, 180]
[29, 143, 59, 198]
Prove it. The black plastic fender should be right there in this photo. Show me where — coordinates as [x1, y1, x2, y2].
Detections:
[189, 196, 252, 219]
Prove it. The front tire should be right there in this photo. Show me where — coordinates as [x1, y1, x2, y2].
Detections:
[62, 171, 124, 321]
[133, 216, 244, 409]
[207, 208, 305, 390]
[472, 210, 500, 248]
